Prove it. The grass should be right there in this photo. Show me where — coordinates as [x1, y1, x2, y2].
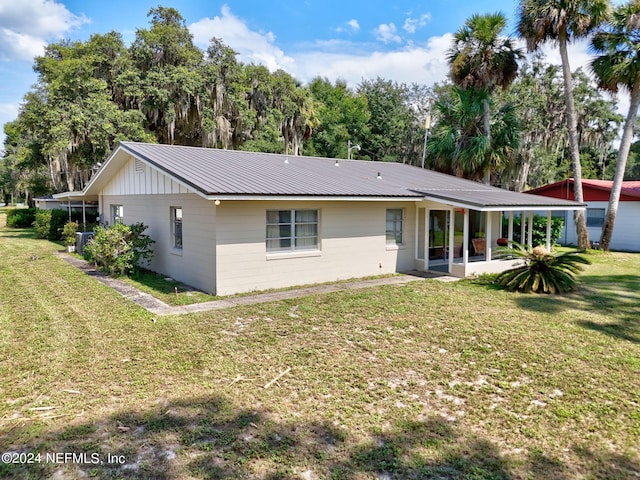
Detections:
[0, 206, 638, 479]
[122, 269, 217, 306]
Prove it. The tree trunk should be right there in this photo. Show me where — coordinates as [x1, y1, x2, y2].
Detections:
[482, 97, 491, 185]
[559, 36, 590, 250]
[600, 81, 640, 250]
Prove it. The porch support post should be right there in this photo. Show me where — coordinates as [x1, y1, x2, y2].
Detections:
[486, 211, 493, 261]
[82, 200, 87, 232]
[68, 199, 72, 221]
[414, 207, 419, 261]
[448, 208, 455, 271]
[527, 210, 534, 247]
[463, 208, 469, 265]
[546, 210, 552, 252]
[508, 211, 514, 242]
[521, 211, 526, 246]
[425, 209, 430, 271]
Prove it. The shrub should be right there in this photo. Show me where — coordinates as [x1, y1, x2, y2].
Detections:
[84, 222, 155, 276]
[34, 210, 51, 238]
[503, 214, 564, 247]
[34, 209, 70, 241]
[6, 208, 37, 228]
[62, 221, 79, 246]
[495, 243, 591, 294]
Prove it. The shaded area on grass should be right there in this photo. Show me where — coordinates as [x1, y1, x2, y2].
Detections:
[511, 273, 640, 344]
[1, 395, 638, 479]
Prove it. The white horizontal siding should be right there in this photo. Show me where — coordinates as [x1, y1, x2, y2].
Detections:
[612, 202, 640, 251]
[557, 201, 640, 251]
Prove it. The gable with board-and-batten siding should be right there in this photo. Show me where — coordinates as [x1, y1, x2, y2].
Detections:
[102, 156, 194, 196]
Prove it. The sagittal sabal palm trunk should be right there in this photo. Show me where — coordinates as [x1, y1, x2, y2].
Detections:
[482, 97, 491, 185]
[559, 35, 590, 250]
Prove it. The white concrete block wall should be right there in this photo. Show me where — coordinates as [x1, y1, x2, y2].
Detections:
[214, 200, 417, 295]
[100, 193, 217, 294]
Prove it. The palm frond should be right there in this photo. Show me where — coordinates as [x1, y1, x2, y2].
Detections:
[495, 243, 591, 294]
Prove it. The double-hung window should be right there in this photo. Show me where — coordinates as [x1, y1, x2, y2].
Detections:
[111, 205, 124, 225]
[266, 209, 319, 252]
[171, 207, 183, 250]
[386, 208, 404, 245]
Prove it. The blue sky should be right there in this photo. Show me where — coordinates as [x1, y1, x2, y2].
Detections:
[0, 0, 595, 148]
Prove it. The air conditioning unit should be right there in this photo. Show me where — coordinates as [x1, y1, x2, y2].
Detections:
[75, 232, 95, 255]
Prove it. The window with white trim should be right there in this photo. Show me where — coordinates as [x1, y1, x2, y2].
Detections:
[111, 204, 124, 225]
[171, 207, 183, 249]
[386, 208, 404, 245]
[586, 208, 605, 227]
[266, 209, 319, 252]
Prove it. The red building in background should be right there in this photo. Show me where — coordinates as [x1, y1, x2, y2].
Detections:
[527, 179, 640, 251]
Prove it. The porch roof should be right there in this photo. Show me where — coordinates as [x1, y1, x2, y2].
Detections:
[412, 188, 585, 211]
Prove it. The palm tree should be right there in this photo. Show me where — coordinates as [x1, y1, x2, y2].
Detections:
[590, 0, 640, 251]
[448, 12, 523, 184]
[517, 0, 611, 250]
[427, 86, 520, 181]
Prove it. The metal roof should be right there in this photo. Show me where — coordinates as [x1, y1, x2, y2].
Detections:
[85, 142, 585, 211]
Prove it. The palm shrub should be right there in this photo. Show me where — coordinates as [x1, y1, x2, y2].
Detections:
[495, 243, 591, 294]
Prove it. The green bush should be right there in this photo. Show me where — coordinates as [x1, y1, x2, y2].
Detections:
[84, 222, 155, 276]
[34, 210, 51, 238]
[502, 214, 564, 247]
[34, 209, 70, 241]
[6, 208, 37, 228]
[62, 221, 79, 246]
[495, 243, 591, 294]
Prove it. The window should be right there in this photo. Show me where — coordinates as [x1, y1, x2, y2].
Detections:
[171, 207, 183, 249]
[587, 208, 605, 228]
[266, 209, 319, 252]
[386, 209, 404, 245]
[111, 205, 124, 225]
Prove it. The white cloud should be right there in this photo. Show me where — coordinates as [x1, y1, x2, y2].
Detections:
[337, 19, 360, 33]
[403, 14, 431, 34]
[293, 34, 453, 88]
[189, 5, 296, 73]
[0, 0, 89, 61]
[374, 23, 402, 44]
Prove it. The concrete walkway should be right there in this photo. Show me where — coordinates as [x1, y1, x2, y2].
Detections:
[55, 251, 458, 316]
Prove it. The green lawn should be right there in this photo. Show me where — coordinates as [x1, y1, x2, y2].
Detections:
[0, 207, 638, 479]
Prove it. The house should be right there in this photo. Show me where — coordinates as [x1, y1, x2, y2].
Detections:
[527, 179, 640, 252]
[34, 195, 99, 230]
[55, 142, 584, 296]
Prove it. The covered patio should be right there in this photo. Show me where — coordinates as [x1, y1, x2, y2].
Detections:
[412, 189, 585, 278]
